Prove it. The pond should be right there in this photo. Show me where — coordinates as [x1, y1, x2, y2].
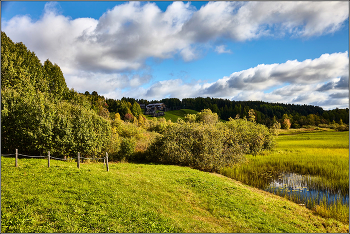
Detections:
[265, 172, 349, 206]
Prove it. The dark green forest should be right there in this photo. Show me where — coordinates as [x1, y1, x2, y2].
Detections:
[105, 96, 348, 127]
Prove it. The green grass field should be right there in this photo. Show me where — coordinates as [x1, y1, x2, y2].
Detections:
[221, 130, 349, 223]
[145, 109, 198, 121]
[1, 155, 348, 233]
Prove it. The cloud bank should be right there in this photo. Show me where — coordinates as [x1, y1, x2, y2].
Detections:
[125, 52, 349, 110]
[2, 1, 349, 109]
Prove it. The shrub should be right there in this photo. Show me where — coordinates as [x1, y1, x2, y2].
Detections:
[225, 118, 275, 155]
[292, 123, 300, 129]
[137, 114, 146, 128]
[117, 122, 143, 139]
[147, 122, 246, 172]
[119, 137, 136, 161]
[248, 109, 256, 122]
[106, 126, 121, 161]
[336, 125, 349, 131]
[124, 113, 134, 122]
[329, 124, 338, 129]
[196, 109, 218, 124]
[318, 124, 329, 128]
[184, 113, 197, 123]
[147, 117, 171, 134]
[282, 118, 291, 130]
[270, 121, 281, 136]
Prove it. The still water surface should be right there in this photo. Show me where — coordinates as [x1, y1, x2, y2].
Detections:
[265, 173, 349, 206]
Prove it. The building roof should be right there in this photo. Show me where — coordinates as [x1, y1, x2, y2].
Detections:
[146, 103, 165, 107]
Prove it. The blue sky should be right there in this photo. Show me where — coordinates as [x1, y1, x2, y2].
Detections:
[1, 1, 349, 109]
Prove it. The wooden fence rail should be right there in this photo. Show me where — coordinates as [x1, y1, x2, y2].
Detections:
[2, 149, 110, 172]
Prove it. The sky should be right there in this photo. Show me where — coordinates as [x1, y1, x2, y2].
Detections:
[1, 1, 349, 110]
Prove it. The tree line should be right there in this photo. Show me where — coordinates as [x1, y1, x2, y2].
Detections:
[1, 32, 111, 157]
[111, 96, 348, 128]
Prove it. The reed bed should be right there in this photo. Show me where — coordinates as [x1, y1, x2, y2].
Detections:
[220, 130, 349, 223]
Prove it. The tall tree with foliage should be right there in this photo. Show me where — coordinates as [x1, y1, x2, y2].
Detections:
[43, 59, 69, 99]
[131, 102, 143, 118]
[1, 31, 112, 157]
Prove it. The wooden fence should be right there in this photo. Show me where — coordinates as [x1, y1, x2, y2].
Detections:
[1, 149, 110, 171]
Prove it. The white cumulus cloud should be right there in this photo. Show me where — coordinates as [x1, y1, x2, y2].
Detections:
[1, 1, 348, 109]
[215, 45, 232, 54]
[131, 52, 349, 110]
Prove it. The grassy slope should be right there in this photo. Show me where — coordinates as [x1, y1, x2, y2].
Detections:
[1, 157, 348, 233]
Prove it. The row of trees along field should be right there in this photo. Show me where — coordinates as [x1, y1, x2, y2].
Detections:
[1, 31, 111, 157]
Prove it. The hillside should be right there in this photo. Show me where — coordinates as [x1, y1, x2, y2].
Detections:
[113, 96, 349, 127]
[1, 157, 348, 233]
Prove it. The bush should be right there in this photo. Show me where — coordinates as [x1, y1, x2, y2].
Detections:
[146, 116, 275, 172]
[147, 117, 171, 134]
[282, 119, 291, 130]
[106, 126, 121, 161]
[124, 113, 134, 122]
[225, 118, 275, 155]
[318, 124, 329, 128]
[147, 122, 246, 172]
[184, 113, 197, 123]
[119, 137, 136, 161]
[336, 125, 349, 131]
[270, 121, 281, 136]
[117, 122, 143, 139]
[195, 109, 218, 124]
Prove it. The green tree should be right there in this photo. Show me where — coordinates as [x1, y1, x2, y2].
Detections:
[196, 109, 218, 124]
[137, 114, 146, 128]
[248, 109, 256, 122]
[43, 60, 69, 99]
[1, 31, 112, 158]
[282, 118, 291, 130]
[131, 102, 143, 118]
[119, 101, 132, 119]
[281, 114, 291, 129]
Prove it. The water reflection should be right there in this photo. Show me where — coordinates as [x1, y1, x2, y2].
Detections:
[265, 173, 349, 206]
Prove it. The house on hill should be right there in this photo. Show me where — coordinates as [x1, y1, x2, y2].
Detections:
[145, 103, 166, 116]
[146, 103, 166, 111]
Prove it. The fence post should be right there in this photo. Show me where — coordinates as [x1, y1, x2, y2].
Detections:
[106, 152, 109, 172]
[15, 149, 18, 167]
[77, 152, 80, 169]
[48, 151, 50, 168]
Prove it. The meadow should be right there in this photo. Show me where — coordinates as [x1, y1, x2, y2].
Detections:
[221, 130, 349, 223]
[145, 109, 198, 121]
[1, 155, 348, 233]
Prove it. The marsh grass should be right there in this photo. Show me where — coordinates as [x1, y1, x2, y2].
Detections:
[220, 130, 349, 223]
[2, 157, 348, 233]
[314, 198, 349, 223]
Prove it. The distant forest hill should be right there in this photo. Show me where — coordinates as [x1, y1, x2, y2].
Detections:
[100, 95, 348, 128]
